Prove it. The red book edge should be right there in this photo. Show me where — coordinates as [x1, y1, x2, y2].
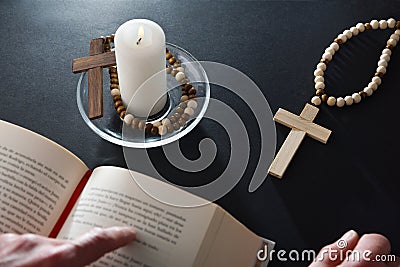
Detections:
[48, 169, 92, 238]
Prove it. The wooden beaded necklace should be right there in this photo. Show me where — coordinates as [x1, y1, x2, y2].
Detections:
[102, 35, 199, 137]
[268, 18, 399, 178]
[310, 18, 400, 107]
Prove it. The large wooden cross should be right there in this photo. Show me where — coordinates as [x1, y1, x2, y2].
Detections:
[72, 41, 116, 120]
[268, 103, 332, 178]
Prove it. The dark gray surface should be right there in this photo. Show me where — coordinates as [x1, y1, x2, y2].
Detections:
[1, 1, 400, 266]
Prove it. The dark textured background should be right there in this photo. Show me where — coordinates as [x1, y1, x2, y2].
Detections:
[1, 1, 400, 266]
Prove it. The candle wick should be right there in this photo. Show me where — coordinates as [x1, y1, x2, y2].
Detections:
[136, 37, 142, 45]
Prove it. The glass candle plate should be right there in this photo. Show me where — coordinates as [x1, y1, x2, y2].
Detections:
[77, 43, 210, 148]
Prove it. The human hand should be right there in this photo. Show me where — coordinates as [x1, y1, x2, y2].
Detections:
[0, 226, 136, 267]
[309, 230, 400, 267]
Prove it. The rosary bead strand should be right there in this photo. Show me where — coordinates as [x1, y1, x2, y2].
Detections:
[101, 38, 199, 137]
[311, 18, 399, 107]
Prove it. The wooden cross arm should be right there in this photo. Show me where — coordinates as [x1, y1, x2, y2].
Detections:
[273, 108, 331, 143]
[72, 51, 116, 73]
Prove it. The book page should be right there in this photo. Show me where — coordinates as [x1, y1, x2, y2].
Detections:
[57, 166, 217, 267]
[198, 207, 266, 266]
[0, 120, 89, 236]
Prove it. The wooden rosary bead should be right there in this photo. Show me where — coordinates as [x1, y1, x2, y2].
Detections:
[359, 91, 367, 98]
[344, 95, 353, 106]
[365, 23, 372, 30]
[116, 106, 125, 114]
[172, 122, 180, 130]
[179, 102, 187, 109]
[189, 94, 197, 99]
[178, 118, 186, 126]
[170, 69, 178, 77]
[334, 38, 343, 45]
[314, 69, 324, 76]
[175, 72, 186, 82]
[150, 126, 158, 136]
[327, 96, 336, 106]
[110, 84, 119, 89]
[316, 89, 325, 96]
[336, 97, 344, 107]
[110, 73, 118, 79]
[175, 107, 184, 114]
[111, 78, 119, 84]
[388, 18, 396, 28]
[173, 61, 181, 68]
[166, 125, 174, 133]
[386, 44, 394, 50]
[363, 87, 373, 96]
[114, 100, 123, 108]
[168, 57, 176, 65]
[110, 88, 120, 97]
[166, 66, 172, 74]
[109, 67, 117, 73]
[351, 93, 361, 104]
[184, 107, 195, 116]
[113, 95, 121, 102]
[315, 81, 325, 90]
[183, 83, 192, 91]
[396, 21, 400, 29]
[176, 67, 185, 73]
[166, 52, 173, 60]
[169, 115, 177, 123]
[138, 120, 145, 130]
[321, 94, 328, 102]
[370, 20, 379, 30]
[145, 123, 153, 134]
[119, 111, 126, 119]
[188, 87, 197, 95]
[104, 43, 111, 51]
[374, 72, 384, 78]
[124, 114, 134, 125]
[131, 118, 140, 129]
[158, 125, 167, 136]
[372, 76, 381, 85]
[181, 113, 190, 121]
[311, 96, 321, 106]
[187, 100, 198, 109]
[162, 118, 171, 125]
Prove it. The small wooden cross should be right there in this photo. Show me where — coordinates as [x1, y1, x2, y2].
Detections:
[72, 41, 116, 120]
[268, 103, 332, 178]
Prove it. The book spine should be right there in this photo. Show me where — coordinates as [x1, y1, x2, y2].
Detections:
[48, 170, 92, 238]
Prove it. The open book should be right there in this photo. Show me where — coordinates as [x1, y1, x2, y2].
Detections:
[0, 119, 274, 267]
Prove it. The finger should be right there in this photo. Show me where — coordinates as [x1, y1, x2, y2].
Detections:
[339, 234, 391, 267]
[309, 230, 359, 267]
[69, 227, 136, 266]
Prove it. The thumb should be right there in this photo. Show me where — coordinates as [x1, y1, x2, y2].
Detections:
[309, 230, 359, 267]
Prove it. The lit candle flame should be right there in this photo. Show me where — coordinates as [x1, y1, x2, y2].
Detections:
[136, 25, 144, 45]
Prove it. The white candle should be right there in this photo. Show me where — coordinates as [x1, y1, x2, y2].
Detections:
[114, 19, 167, 117]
